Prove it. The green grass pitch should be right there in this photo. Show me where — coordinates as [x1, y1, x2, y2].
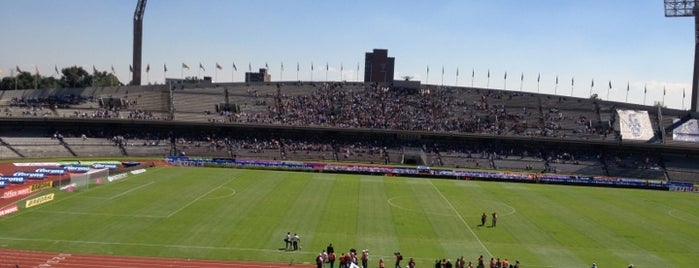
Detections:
[1, 167, 698, 267]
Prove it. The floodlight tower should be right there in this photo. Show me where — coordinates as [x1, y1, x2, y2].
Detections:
[131, 0, 147, 85]
[665, 0, 699, 111]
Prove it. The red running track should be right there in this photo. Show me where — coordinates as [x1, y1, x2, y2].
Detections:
[0, 248, 314, 268]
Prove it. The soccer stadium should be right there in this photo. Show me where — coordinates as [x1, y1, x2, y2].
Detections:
[1, 1, 699, 268]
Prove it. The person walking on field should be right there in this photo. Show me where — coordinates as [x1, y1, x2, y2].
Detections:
[491, 212, 498, 227]
[480, 212, 487, 226]
[292, 233, 300, 250]
[361, 249, 369, 268]
[284, 232, 292, 250]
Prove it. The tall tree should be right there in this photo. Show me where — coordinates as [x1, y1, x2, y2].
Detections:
[60, 66, 91, 88]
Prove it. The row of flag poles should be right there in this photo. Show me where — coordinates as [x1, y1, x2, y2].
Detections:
[6, 62, 364, 85]
[3, 64, 688, 109]
[424, 66, 688, 108]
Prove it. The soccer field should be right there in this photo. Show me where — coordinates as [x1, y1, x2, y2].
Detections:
[1, 167, 698, 267]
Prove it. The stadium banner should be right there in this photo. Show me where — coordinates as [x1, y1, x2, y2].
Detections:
[616, 109, 654, 141]
[91, 163, 119, 170]
[13, 162, 60, 167]
[672, 119, 699, 142]
[0, 180, 6, 188]
[0, 205, 18, 217]
[1, 186, 31, 199]
[12, 171, 45, 180]
[62, 165, 92, 173]
[0, 176, 26, 184]
[25, 193, 55, 208]
[668, 181, 699, 193]
[121, 161, 141, 167]
[58, 161, 121, 166]
[30, 181, 53, 192]
[34, 168, 66, 176]
[130, 169, 147, 175]
[165, 157, 667, 190]
[107, 173, 129, 182]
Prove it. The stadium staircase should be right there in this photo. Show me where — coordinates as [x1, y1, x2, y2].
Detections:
[59, 140, 78, 157]
[0, 137, 24, 158]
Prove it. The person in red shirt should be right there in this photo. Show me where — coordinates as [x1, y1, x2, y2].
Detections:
[361, 250, 369, 268]
[477, 255, 484, 268]
[379, 258, 385, 268]
[491, 212, 498, 227]
[394, 252, 403, 268]
[408, 257, 416, 268]
[328, 251, 336, 268]
[480, 213, 487, 226]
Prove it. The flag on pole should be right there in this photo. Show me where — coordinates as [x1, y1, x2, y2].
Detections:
[504, 72, 507, 79]
[16, 66, 22, 73]
[571, 77, 574, 86]
[233, 62, 237, 71]
[326, 63, 329, 71]
[297, 62, 299, 72]
[472, 68, 474, 78]
[55, 65, 60, 75]
[182, 63, 190, 70]
[35, 66, 40, 76]
[591, 79, 594, 88]
[456, 68, 459, 77]
[164, 64, 168, 72]
[281, 62, 284, 71]
[487, 69, 490, 78]
[216, 63, 222, 70]
[663, 86, 666, 95]
[265, 62, 269, 69]
[146, 64, 150, 73]
[199, 63, 205, 71]
[555, 75, 558, 85]
[521, 72, 524, 81]
[441, 66, 444, 75]
[249, 63, 252, 71]
[93, 65, 98, 73]
[608, 81, 612, 89]
[340, 63, 343, 72]
[683, 88, 686, 98]
[537, 73, 540, 82]
[626, 82, 629, 92]
[311, 63, 314, 71]
[644, 84, 647, 94]
[129, 65, 133, 73]
[111, 65, 116, 74]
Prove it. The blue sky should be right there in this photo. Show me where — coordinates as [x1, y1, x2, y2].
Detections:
[0, 0, 694, 109]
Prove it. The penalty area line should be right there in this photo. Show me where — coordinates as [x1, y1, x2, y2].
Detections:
[166, 179, 231, 218]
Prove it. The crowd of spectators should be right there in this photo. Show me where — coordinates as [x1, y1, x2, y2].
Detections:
[0, 83, 639, 142]
[201, 83, 614, 141]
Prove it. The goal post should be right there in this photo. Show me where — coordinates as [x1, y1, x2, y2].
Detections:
[68, 168, 110, 190]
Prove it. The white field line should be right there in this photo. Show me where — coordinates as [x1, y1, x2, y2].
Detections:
[429, 180, 493, 257]
[166, 179, 231, 218]
[108, 181, 155, 200]
[29, 210, 165, 218]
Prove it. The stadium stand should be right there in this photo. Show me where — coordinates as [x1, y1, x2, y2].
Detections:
[1, 82, 698, 183]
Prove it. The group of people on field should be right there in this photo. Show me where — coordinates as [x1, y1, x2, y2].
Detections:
[283, 232, 301, 251]
[315, 244, 370, 268]
[480, 212, 498, 227]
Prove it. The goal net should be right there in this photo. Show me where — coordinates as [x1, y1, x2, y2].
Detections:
[68, 168, 109, 191]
